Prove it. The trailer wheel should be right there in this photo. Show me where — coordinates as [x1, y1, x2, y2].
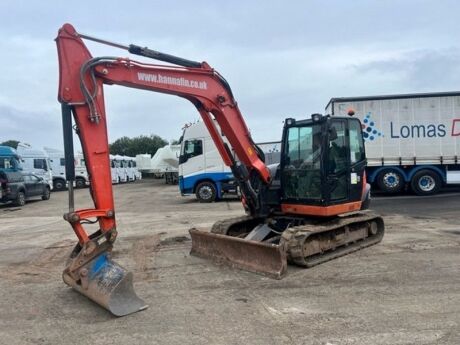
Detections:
[377, 169, 404, 193]
[196, 182, 217, 203]
[411, 169, 442, 196]
[53, 179, 66, 191]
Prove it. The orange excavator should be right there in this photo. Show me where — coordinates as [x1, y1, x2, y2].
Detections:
[56, 24, 384, 316]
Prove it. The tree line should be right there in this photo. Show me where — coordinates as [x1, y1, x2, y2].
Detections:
[109, 134, 169, 157]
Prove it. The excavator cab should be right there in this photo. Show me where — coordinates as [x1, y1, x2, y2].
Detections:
[279, 114, 368, 214]
[191, 114, 382, 278]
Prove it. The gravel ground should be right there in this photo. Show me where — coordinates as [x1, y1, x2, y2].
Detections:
[0, 179, 459, 345]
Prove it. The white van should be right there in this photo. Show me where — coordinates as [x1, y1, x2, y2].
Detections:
[17, 143, 53, 190]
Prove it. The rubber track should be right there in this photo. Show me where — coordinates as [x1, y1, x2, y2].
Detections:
[281, 212, 384, 267]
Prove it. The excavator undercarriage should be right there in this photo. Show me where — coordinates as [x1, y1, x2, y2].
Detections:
[190, 212, 384, 278]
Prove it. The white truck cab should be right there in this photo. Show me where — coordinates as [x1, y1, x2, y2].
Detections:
[45, 148, 89, 190]
[114, 155, 128, 183]
[179, 121, 235, 202]
[17, 143, 53, 190]
[178, 121, 281, 202]
[122, 156, 136, 181]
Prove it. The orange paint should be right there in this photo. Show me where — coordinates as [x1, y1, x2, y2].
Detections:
[281, 201, 362, 217]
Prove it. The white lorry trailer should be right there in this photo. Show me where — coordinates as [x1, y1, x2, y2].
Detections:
[326, 91, 460, 195]
[149, 145, 180, 182]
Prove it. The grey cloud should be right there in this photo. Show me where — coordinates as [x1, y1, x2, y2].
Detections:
[351, 48, 460, 92]
[0, 104, 62, 147]
[1, 0, 460, 149]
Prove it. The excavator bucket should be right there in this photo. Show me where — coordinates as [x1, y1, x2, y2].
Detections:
[189, 229, 287, 279]
[63, 252, 147, 317]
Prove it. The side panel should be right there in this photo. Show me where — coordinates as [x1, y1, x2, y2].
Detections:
[331, 96, 460, 166]
[180, 171, 234, 194]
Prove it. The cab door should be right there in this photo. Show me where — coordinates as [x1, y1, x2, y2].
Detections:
[347, 119, 367, 202]
[23, 174, 39, 196]
[324, 118, 366, 205]
[178, 138, 204, 191]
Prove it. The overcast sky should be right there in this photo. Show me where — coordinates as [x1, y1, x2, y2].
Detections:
[1, 0, 460, 151]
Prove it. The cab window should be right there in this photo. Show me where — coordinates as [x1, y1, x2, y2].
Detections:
[34, 158, 47, 170]
[184, 139, 203, 158]
[0, 157, 12, 169]
[349, 120, 365, 164]
[283, 123, 322, 200]
[328, 120, 348, 200]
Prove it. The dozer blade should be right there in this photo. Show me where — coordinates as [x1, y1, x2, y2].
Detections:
[189, 228, 287, 279]
[63, 252, 148, 317]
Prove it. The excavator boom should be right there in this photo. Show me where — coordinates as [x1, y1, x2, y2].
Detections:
[56, 23, 274, 316]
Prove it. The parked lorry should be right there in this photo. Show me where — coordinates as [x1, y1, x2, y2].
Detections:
[44, 147, 90, 190]
[135, 154, 154, 174]
[178, 121, 281, 202]
[108, 155, 140, 183]
[150, 145, 180, 182]
[109, 155, 121, 184]
[179, 121, 236, 202]
[16, 143, 53, 190]
[0, 146, 22, 172]
[122, 156, 141, 181]
[73, 153, 90, 188]
[0, 147, 50, 205]
[129, 157, 142, 181]
[326, 91, 460, 195]
[0, 146, 25, 205]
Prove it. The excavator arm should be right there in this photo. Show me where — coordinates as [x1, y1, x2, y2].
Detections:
[57, 24, 270, 236]
[56, 23, 272, 316]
